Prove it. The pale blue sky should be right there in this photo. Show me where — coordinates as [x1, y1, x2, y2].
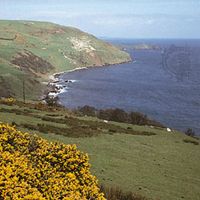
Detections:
[0, 0, 200, 38]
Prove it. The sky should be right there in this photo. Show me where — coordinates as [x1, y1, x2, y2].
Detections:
[0, 0, 200, 38]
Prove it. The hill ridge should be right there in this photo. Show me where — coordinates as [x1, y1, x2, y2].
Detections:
[0, 20, 131, 99]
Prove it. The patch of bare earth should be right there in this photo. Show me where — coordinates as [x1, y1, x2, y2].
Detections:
[11, 51, 54, 77]
[31, 28, 66, 37]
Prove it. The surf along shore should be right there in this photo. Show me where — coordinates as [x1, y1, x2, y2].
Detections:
[44, 59, 132, 104]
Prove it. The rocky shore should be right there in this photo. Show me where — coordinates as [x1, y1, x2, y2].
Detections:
[43, 70, 80, 104]
[43, 59, 132, 104]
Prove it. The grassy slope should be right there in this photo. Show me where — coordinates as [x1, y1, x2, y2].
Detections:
[0, 20, 130, 99]
[0, 60, 43, 99]
[0, 102, 199, 200]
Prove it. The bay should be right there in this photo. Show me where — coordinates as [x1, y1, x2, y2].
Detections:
[58, 39, 200, 134]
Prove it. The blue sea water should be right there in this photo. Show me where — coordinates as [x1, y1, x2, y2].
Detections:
[58, 39, 200, 134]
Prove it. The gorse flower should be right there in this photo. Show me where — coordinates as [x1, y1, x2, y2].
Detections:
[0, 98, 16, 105]
[0, 123, 105, 200]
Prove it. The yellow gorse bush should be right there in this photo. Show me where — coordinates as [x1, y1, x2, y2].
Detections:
[0, 123, 105, 200]
[0, 98, 16, 105]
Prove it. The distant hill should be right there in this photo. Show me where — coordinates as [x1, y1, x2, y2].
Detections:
[0, 20, 131, 99]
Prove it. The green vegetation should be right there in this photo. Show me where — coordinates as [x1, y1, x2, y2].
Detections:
[0, 123, 105, 199]
[75, 105, 164, 127]
[100, 185, 147, 200]
[183, 138, 199, 145]
[0, 20, 131, 99]
[0, 100, 200, 200]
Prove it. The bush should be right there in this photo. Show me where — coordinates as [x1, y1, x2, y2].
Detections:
[45, 96, 60, 107]
[98, 108, 129, 122]
[78, 105, 97, 117]
[100, 185, 147, 200]
[0, 97, 16, 106]
[0, 123, 105, 199]
[98, 109, 112, 120]
[109, 108, 129, 123]
[185, 128, 195, 137]
[129, 112, 148, 125]
[183, 139, 199, 145]
[77, 106, 164, 128]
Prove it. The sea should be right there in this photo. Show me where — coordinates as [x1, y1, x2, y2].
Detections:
[58, 39, 200, 135]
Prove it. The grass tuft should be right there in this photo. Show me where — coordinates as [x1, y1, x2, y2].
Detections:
[100, 185, 147, 200]
[183, 139, 199, 145]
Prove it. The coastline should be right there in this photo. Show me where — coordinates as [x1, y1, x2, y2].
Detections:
[43, 59, 132, 103]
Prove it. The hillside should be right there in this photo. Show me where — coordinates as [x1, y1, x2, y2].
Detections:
[0, 99, 200, 200]
[0, 20, 131, 99]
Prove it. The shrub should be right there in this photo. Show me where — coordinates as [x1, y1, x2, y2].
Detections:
[11, 121, 18, 126]
[98, 108, 129, 122]
[109, 108, 129, 123]
[0, 123, 105, 199]
[183, 139, 199, 145]
[129, 112, 148, 125]
[77, 106, 164, 127]
[33, 101, 60, 112]
[185, 128, 195, 137]
[98, 109, 112, 120]
[45, 96, 60, 107]
[78, 105, 97, 117]
[0, 97, 16, 106]
[109, 129, 117, 133]
[100, 185, 147, 200]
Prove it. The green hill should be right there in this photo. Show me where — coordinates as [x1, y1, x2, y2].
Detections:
[0, 20, 131, 99]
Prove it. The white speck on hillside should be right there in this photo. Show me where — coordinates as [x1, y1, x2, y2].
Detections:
[70, 37, 96, 53]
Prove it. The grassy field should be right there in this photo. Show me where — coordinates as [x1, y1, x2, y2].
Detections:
[1, 20, 199, 200]
[0, 100, 199, 200]
[0, 20, 131, 99]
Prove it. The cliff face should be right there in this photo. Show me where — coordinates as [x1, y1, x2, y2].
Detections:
[0, 20, 131, 99]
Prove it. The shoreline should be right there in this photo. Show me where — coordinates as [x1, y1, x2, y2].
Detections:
[44, 59, 132, 102]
